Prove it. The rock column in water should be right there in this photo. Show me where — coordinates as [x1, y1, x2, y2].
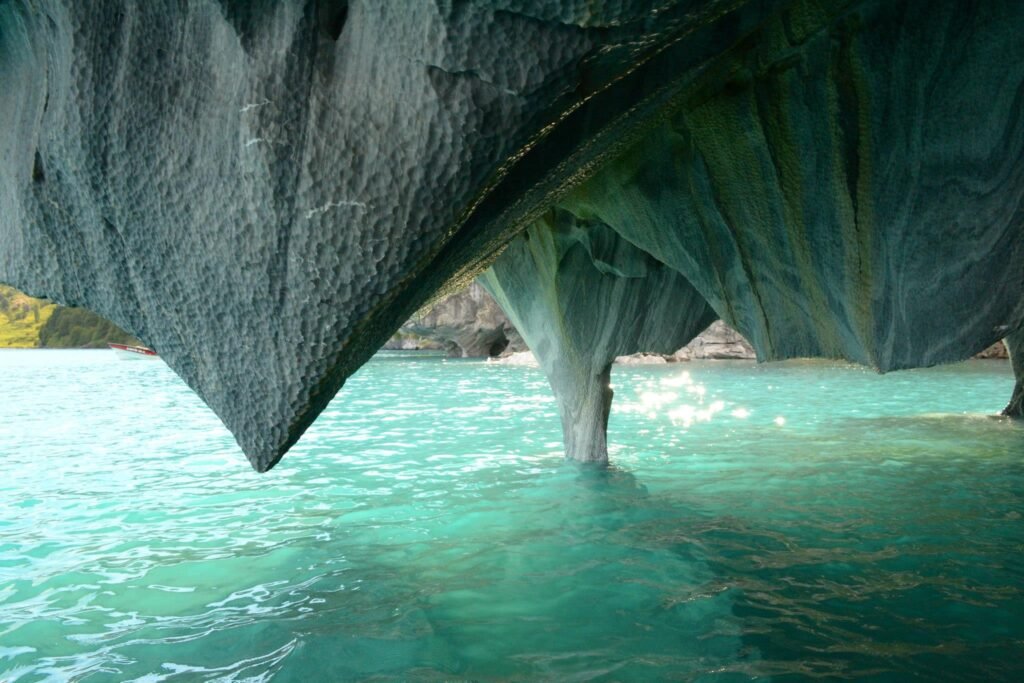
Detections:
[1002, 331, 1024, 417]
[481, 209, 716, 463]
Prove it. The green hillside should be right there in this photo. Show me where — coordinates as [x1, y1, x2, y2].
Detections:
[0, 285, 57, 347]
[0, 284, 139, 348]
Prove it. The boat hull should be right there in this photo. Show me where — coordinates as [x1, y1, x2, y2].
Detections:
[108, 343, 158, 360]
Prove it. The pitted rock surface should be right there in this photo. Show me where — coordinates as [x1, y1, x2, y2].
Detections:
[3, 1, 1024, 469]
[2, 1, 736, 469]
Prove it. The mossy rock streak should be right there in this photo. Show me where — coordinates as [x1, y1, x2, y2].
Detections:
[558, 0, 1024, 372]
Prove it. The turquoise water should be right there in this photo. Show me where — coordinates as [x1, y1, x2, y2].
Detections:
[1, 350, 1023, 681]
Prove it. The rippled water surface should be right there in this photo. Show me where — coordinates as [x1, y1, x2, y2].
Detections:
[2, 350, 1023, 681]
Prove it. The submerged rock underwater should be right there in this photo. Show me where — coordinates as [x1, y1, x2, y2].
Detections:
[2, 0, 1024, 469]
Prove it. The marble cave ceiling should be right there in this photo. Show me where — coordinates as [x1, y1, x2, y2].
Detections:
[2, 0, 1024, 470]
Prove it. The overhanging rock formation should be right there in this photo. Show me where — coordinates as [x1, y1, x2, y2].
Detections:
[482, 210, 716, 463]
[547, 0, 1024, 372]
[2, 0, 735, 469]
[2, 1, 1024, 470]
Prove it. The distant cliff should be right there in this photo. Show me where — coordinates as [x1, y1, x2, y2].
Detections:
[385, 283, 526, 357]
[385, 284, 753, 360]
[672, 321, 756, 360]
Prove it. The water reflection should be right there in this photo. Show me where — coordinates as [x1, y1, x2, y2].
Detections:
[1, 353, 1022, 680]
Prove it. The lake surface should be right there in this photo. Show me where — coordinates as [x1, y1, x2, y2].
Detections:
[1, 350, 1023, 681]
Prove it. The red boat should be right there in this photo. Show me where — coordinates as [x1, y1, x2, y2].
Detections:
[107, 343, 158, 360]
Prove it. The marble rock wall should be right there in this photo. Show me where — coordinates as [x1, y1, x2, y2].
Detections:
[482, 210, 717, 462]
[3, 1, 1024, 469]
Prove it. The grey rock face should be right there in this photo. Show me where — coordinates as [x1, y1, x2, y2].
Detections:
[975, 340, 1009, 360]
[675, 321, 756, 361]
[381, 334, 443, 352]
[400, 282, 522, 358]
[614, 354, 669, 365]
[3, 1, 1024, 469]
[482, 210, 716, 463]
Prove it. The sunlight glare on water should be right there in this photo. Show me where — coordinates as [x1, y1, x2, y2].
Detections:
[1, 350, 1023, 681]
